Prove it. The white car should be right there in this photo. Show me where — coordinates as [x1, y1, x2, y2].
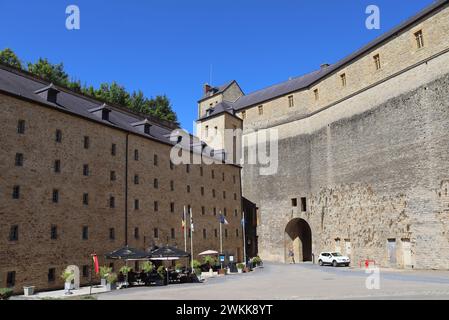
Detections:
[318, 252, 350, 267]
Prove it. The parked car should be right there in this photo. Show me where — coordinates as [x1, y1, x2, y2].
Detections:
[318, 252, 350, 267]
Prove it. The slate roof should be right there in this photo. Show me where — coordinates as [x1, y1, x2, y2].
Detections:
[201, 0, 449, 114]
[198, 100, 236, 120]
[199, 80, 235, 101]
[0, 63, 225, 162]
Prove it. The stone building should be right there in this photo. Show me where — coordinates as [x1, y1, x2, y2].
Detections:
[196, 0, 449, 269]
[0, 65, 244, 293]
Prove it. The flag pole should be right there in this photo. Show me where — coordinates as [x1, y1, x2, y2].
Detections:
[183, 206, 187, 252]
[190, 207, 194, 271]
[242, 212, 247, 265]
[219, 211, 223, 269]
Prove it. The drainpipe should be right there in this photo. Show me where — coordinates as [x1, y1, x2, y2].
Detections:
[125, 133, 129, 246]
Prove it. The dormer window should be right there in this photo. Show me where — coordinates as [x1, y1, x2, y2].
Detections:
[206, 108, 214, 116]
[131, 119, 152, 135]
[88, 103, 111, 121]
[34, 83, 60, 104]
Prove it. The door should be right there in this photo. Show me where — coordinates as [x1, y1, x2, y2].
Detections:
[344, 240, 352, 258]
[388, 239, 397, 266]
[402, 239, 412, 268]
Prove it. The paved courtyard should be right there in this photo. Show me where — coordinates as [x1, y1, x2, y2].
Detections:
[98, 263, 449, 300]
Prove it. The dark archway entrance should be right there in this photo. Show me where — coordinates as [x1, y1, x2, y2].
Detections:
[284, 218, 312, 262]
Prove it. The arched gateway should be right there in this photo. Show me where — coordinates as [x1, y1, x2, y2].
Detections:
[284, 218, 312, 263]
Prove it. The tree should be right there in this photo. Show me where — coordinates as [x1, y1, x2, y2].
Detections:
[94, 82, 130, 107]
[27, 58, 69, 86]
[0, 48, 22, 69]
[129, 90, 150, 114]
[147, 95, 178, 123]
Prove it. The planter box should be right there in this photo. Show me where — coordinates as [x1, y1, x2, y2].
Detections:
[23, 286, 35, 296]
[101, 278, 107, 287]
[237, 269, 243, 274]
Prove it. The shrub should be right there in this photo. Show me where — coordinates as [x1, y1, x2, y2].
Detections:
[99, 266, 112, 279]
[157, 266, 166, 279]
[203, 255, 217, 267]
[192, 259, 201, 269]
[106, 273, 118, 284]
[142, 261, 154, 273]
[252, 256, 262, 265]
[0, 288, 13, 300]
[175, 263, 183, 270]
[237, 263, 245, 270]
[60, 269, 75, 283]
[119, 266, 131, 274]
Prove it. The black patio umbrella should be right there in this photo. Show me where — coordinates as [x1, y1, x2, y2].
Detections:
[149, 245, 190, 261]
[105, 245, 151, 261]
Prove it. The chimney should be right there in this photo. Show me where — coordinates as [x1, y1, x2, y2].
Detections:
[320, 63, 330, 69]
[203, 83, 212, 95]
[34, 83, 60, 104]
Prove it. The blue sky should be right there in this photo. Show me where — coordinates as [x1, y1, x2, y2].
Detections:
[0, 0, 435, 132]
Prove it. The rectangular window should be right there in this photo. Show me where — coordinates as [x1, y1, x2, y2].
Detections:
[84, 136, 90, 149]
[48, 268, 56, 282]
[301, 197, 307, 212]
[134, 199, 140, 210]
[234, 193, 237, 200]
[291, 198, 297, 207]
[340, 73, 346, 87]
[83, 164, 89, 176]
[233, 175, 236, 184]
[154, 228, 159, 238]
[55, 129, 62, 143]
[17, 120, 25, 134]
[373, 54, 381, 70]
[224, 208, 227, 216]
[82, 226, 89, 240]
[82, 266, 89, 278]
[187, 185, 191, 193]
[54, 160, 61, 173]
[170, 202, 175, 213]
[109, 228, 115, 240]
[170, 161, 174, 170]
[212, 189, 216, 198]
[9, 225, 19, 241]
[201, 206, 205, 215]
[415, 30, 424, 49]
[134, 227, 139, 239]
[288, 95, 294, 107]
[51, 225, 57, 240]
[154, 201, 158, 212]
[258, 105, 263, 116]
[234, 209, 238, 217]
[314, 89, 319, 101]
[154, 154, 158, 166]
[111, 143, 116, 156]
[7, 271, 16, 288]
[12, 185, 20, 199]
[52, 189, 59, 203]
[109, 196, 115, 208]
[223, 191, 226, 199]
[225, 229, 228, 238]
[171, 228, 175, 239]
[214, 126, 218, 135]
[236, 229, 239, 237]
[110, 171, 116, 181]
[222, 172, 225, 181]
[201, 187, 204, 196]
[203, 229, 207, 239]
[134, 149, 139, 161]
[83, 193, 89, 205]
[212, 170, 215, 179]
[241, 111, 246, 120]
[213, 207, 217, 216]
[134, 174, 139, 185]
[186, 164, 190, 173]
[214, 229, 218, 238]
[15, 153, 23, 167]
[154, 178, 159, 189]
[170, 180, 174, 191]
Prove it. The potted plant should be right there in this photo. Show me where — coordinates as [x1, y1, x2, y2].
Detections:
[203, 256, 217, 273]
[99, 266, 112, 286]
[61, 269, 75, 295]
[175, 263, 183, 273]
[106, 273, 118, 291]
[192, 260, 202, 276]
[252, 256, 262, 268]
[237, 263, 245, 273]
[23, 285, 35, 296]
[119, 266, 131, 287]
[0, 288, 13, 300]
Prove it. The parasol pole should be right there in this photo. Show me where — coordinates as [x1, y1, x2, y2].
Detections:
[242, 211, 247, 266]
[183, 206, 187, 252]
[190, 208, 194, 271]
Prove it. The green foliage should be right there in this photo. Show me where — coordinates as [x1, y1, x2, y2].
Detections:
[237, 263, 245, 270]
[61, 269, 75, 282]
[0, 48, 22, 69]
[252, 256, 262, 265]
[0, 288, 13, 300]
[0, 48, 178, 124]
[106, 272, 118, 284]
[203, 255, 218, 267]
[192, 259, 202, 269]
[142, 261, 154, 273]
[119, 266, 131, 274]
[27, 58, 69, 87]
[157, 265, 166, 279]
[175, 263, 183, 270]
[99, 266, 112, 279]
